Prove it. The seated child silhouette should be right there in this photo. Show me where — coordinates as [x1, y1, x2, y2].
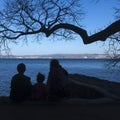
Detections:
[32, 73, 47, 101]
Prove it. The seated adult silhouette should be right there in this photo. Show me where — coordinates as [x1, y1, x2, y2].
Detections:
[10, 63, 32, 102]
[32, 73, 47, 101]
[47, 59, 68, 101]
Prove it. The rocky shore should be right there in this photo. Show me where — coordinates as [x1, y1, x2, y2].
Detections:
[69, 74, 120, 97]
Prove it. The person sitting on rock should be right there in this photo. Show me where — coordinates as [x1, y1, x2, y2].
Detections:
[10, 63, 32, 102]
[32, 73, 47, 101]
[47, 59, 69, 101]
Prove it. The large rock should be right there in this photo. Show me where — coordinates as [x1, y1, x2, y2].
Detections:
[64, 81, 105, 99]
[63, 74, 120, 100]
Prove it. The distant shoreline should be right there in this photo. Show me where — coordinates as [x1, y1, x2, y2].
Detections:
[0, 54, 112, 59]
[0, 58, 112, 60]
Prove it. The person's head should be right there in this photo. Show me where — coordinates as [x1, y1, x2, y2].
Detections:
[17, 63, 26, 74]
[50, 59, 59, 67]
[36, 73, 45, 83]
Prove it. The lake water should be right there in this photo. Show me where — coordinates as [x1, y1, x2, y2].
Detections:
[0, 59, 120, 96]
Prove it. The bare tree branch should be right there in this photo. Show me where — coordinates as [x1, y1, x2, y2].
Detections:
[45, 20, 120, 44]
[0, 0, 119, 48]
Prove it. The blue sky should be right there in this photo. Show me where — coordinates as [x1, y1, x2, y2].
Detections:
[7, 0, 119, 55]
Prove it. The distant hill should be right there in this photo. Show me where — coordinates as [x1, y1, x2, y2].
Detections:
[0, 54, 110, 59]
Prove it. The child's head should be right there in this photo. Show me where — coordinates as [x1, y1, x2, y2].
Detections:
[36, 73, 45, 83]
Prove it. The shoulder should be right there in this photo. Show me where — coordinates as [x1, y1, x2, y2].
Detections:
[23, 75, 30, 80]
[11, 74, 19, 79]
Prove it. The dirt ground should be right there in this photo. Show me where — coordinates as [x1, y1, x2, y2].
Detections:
[0, 102, 120, 120]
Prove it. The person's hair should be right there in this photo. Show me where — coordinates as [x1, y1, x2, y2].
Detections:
[17, 63, 26, 74]
[50, 59, 59, 67]
[37, 73, 45, 83]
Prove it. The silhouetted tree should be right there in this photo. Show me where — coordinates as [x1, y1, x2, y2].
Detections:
[0, 0, 119, 51]
[0, 0, 84, 50]
[104, 1, 120, 69]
